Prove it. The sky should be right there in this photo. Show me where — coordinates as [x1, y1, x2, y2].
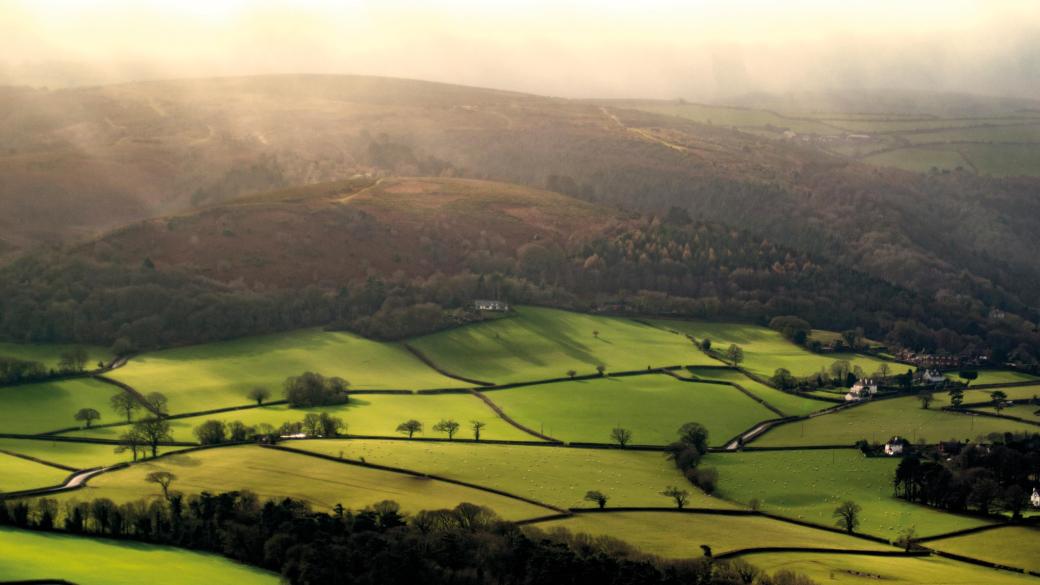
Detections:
[1, 0, 1038, 99]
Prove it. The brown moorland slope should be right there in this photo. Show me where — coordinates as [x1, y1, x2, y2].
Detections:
[2, 75, 1039, 311]
[81, 177, 621, 287]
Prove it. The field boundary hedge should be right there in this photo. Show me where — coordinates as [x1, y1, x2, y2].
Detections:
[401, 343, 495, 387]
[0, 448, 77, 472]
[0, 433, 195, 447]
[469, 390, 562, 443]
[926, 548, 1036, 575]
[91, 374, 160, 416]
[716, 547, 926, 560]
[0, 580, 81, 584]
[261, 444, 567, 513]
[915, 522, 1019, 543]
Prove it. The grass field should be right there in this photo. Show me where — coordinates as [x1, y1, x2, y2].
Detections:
[486, 375, 775, 446]
[530, 512, 892, 558]
[0, 341, 113, 370]
[740, 552, 1039, 585]
[0, 527, 278, 585]
[0, 452, 70, 492]
[862, 147, 967, 173]
[753, 396, 1039, 447]
[65, 391, 535, 442]
[57, 445, 551, 520]
[0, 437, 164, 469]
[688, 368, 830, 417]
[289, 439, 731, 509]
[652, 320, 893, 379]
[107, 328, 467, 413]
[410, 307, 715, 384]
[959, 143, 1040, 177]
[927, 526, 1040, 573]
[808, 329, 884, 350]
[0, 378, 137, 434]
[705, 449, 992, 539]
[959, 385, 1040, 403]
[963, 370, 1040, 386]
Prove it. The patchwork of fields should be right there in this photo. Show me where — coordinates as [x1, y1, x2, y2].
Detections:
[706, 450, 992, 539]
[2, 306, 1038, 584]
[653, 319, 890, 378]
[412, 306, 716, 383]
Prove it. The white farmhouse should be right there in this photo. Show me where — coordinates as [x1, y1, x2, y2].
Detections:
[1032, 487, 1040, 509]
[844, 378, 878, 401]
[884, 437, 908, 456]
[474, 299, 510, 312]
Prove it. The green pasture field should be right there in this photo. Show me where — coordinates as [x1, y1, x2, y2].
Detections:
[289, 439, 731, 509]
[530, 512, 892, 558]
[0, 437, 165, 469]
[55, 445, 551, 520]
[705, 449, 992, 539]
[618, 101, 842, 135]
[739, 551, 1040, 585]
[0, 378, 137, 435]
[107, 328, 466, 414]
[0, 341, 113, 370]
[688, 368, 830, 417]
[904, 122, 1040, 144]
[964, 370, 1040, 386]
[862, 147, 967, 173]
[960, 143, 1040, 177]
[0, 452, 70, 492]
[942, 385, 1040, 406]
[653, 319, 893, 379]
[65, 391, 535, 442]
[0, 527, 279, 585]
[754, 396, 1040, 447]
[486, 375, 775, 446]
[828, 117, 1040, 134]
[410, 306, 715, 385]
[972, 404, 1040, 422]
[927, 526, 1040, 574]
[807, 329, 884, 349]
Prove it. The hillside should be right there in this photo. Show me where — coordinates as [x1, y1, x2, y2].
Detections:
[81, 177, 619, 287]
[2, 75, 1039, 326]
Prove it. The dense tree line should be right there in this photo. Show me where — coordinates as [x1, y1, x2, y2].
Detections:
[0, 492, 818, 585]
[893, 433, 1040, 517]
[2, 213, 1038, 361]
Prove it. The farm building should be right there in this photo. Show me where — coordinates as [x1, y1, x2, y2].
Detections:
[884, 437, 909, 456]
[844, 379, 878, 401]
[915, 369, 947, 384]
[474, 299, 510, 311]
[1032, 488, 1040, 509]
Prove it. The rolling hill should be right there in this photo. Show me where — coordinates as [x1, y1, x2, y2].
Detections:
[1, 75, 1039, 317]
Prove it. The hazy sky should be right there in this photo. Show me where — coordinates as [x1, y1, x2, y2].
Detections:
[2, 0, 1038, 99]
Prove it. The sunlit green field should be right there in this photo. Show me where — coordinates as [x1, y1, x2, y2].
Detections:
[57, 445, 551, 520]
[706, 449, 992, 539]
[486, 375, 774, 446]
[290, 439, 730, 509]
[0, 527, 279, 585]
[0, 451, 69, 492]
[740, 552, 1040, 585]
[963, 370, 1039, 386]
[411, 306, 715, 384]
[0, 378, 136, 434]
[0, 341, 113, 370]
[653, 319, 893, 379]
[863, 147, 968, 173]
[688, 367, 830, 417]
[65, 391, 535, 442]
[106, 328, 467, 413]
[927, 526, 1040, 573]
[531, 512, 891, 558]
[754, 396, 1039, 447]
[0, 437, 164, 469]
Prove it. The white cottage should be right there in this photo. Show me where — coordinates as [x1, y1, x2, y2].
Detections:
[1031, 487, 1040, 509]
[844, 379, 878, 401]
[884, 437, 908, 456]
